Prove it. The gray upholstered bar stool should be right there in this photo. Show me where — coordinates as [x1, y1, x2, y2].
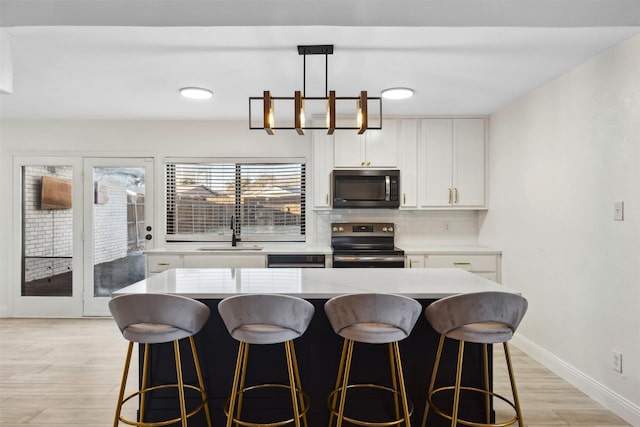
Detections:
[324, 293, 422, 427]
[217, 294, 315, 427]
[421, 291, 528, 427]
[109, 293, 213, 427]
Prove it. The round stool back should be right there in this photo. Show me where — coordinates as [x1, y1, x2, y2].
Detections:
[109, 293, 210, 343]
[325, 293, 422, 344]
[218, 293, 315, 344]
[424, 291, 528, 344]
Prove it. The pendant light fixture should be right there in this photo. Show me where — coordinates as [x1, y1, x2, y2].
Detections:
[249, 45, 382, 135]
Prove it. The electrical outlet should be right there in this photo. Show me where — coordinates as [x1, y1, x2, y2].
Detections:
[443, 221, 450, 232]
[612, 349, 623, 373]
[614, 201, 624, 221]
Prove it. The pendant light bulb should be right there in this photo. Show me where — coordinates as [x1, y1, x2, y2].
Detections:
[268, 101, 275, 128]
[299, 101, 305, 128]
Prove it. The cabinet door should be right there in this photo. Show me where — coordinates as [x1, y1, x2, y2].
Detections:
[312, 126, 334, 209]
[334, 118, 364, 167]
[397, 120, 418, 208]
[419, 119, 453, 207]
[453, 119, 485, 207]
[365, 119, 398, 167]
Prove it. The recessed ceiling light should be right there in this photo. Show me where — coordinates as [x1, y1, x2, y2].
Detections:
[179, 87, 213, 100]
[381, 87, 414, 100]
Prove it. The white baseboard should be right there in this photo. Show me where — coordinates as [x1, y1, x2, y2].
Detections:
[0, 305, 9, 318]
[511, 334, 640, 427]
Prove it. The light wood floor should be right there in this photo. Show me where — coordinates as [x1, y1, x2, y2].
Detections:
[0, 318, 631, 427]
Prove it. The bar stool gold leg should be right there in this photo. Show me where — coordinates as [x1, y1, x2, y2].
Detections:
[189, 336, 213, 427]
[226, 341, 245, 427]
[335, 339, 355, 427]
[235, 343, 250, 424]
[285, 340, 302, 427]
[392, 341, 412, 427]
[174, 340, 188, 426]
[328, 339, 349, 427]
[114, 341, 133, 427]
[290, 342, 309, 427]
[388, 343, 401, 421]
[504, 343, 525, 426]
[451, 340, 465, 427]
[421, 334, 445, 427]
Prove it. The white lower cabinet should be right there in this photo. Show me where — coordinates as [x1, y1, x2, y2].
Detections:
[406, 253, 501, 283]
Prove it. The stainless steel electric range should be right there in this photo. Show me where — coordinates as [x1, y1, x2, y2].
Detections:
[331, 222, 405, 268]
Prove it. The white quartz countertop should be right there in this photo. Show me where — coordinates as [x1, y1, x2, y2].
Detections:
[145, 243, 332, 255]
[113, 267, 517, 299]
[144, 244, 500, 256]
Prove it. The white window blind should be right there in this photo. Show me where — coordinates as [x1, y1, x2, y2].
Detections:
[166, 161, 305, 242]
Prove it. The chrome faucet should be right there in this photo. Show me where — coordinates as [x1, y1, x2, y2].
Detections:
[230, 215, 240, 247]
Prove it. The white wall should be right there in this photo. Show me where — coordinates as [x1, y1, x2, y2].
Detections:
[479, 34, 640, 425]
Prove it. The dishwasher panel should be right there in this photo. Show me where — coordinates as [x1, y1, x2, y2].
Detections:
[267, 254, 326, 268]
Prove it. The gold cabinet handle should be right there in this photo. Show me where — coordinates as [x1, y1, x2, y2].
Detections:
[403, 193, 406, 205]
[453, 262, 471, 266]
[361, 161, 365, 167]
[448, 188, 452, 204]
[367, 161, 371, 166]
[454, 188, 459, 204]
[325, 193, 329, 204]
[157, 262, 170, 266]
[409, 259, 412, 268]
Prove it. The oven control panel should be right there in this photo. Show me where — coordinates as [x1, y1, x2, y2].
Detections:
[331, 223, 395, 236]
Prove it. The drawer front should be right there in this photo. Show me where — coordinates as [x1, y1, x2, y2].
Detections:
[426, 255, 496, 272]
[183, 255, 266, 268]
[147, 255, 183, 273]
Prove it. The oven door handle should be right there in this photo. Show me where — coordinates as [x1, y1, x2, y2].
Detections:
[333, 255, 406, 262]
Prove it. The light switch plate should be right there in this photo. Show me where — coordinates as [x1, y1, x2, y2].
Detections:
[614, 201, 624, 221]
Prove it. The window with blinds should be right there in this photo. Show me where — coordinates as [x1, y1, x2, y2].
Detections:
[166, 160, 305, 242]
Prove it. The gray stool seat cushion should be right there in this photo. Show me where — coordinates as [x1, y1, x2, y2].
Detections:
[109, 293, 211, 344]
[324, 293, 422, 344]
[425, 291, 528, 344]
[218, 294, 315, 344]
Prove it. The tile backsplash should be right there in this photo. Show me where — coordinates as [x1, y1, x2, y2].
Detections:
[311, 210, 479, 246]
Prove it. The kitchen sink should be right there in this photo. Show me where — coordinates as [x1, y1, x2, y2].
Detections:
[198, 245, 263, 252]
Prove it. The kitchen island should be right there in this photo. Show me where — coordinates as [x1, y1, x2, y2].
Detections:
[113, 267, 519, 427]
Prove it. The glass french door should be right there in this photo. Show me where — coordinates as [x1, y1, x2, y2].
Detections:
[13, 156, 154, 317]
[14, 157, 84, 317]
[83, 158, 154, 316]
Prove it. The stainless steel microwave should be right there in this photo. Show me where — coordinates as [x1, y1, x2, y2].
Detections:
[331, 169, 400, 208]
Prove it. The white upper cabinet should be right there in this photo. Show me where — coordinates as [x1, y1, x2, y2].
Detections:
[312, 123, 334, 209]
[334, 119, 398, 168]
[419, 118, 486, 208]
[397, 119, 419, 208]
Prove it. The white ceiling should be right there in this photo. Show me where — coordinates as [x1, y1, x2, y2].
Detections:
[0, 1, 639, 121]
